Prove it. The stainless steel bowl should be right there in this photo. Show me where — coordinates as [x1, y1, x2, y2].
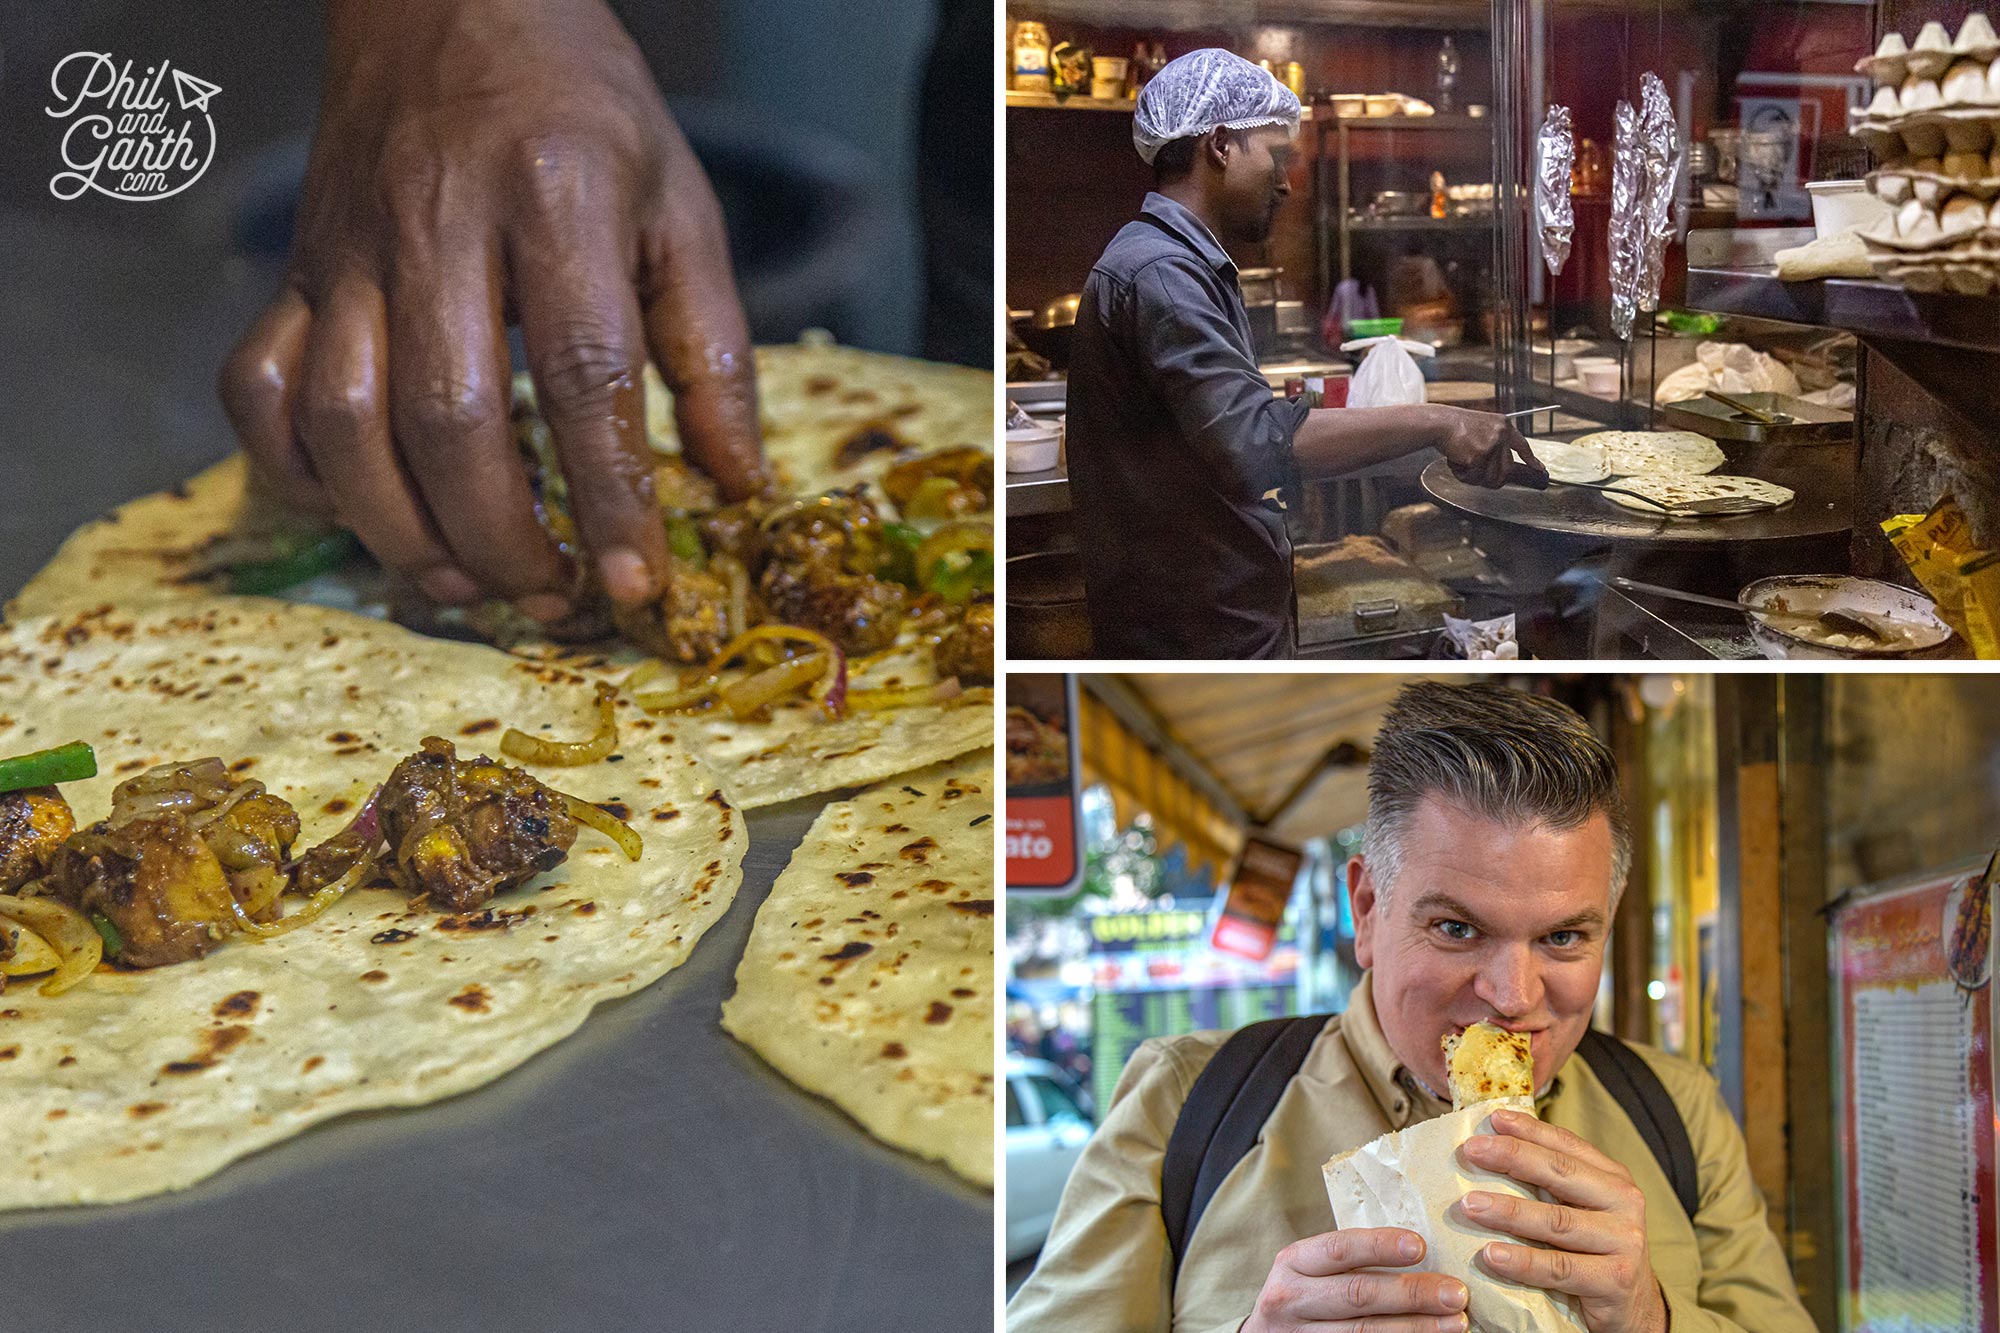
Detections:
[1739, 574, 1955, 659]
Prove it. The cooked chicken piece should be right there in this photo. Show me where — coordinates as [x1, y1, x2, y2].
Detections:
[759, 561, 908, 656]
[934, 600, 994, 685]
[613, 555, 737, 663]
[376, 739, 578, 912]
[0, 787, 75, 892]
[44, 760, 301, 969]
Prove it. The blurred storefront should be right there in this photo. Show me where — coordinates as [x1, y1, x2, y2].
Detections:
[1005, 671, 2000, 1328]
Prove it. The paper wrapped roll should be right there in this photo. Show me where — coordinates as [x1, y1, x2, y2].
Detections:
[1322, 1098, 1587, 1333]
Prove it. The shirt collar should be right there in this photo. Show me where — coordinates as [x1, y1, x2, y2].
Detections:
[1139, 192, 1236, 277]
[1342, 971, 1565, 1128]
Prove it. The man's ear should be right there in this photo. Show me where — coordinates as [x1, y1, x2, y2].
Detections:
[1205, 123, 1234, 170]
[1349, 855, 1378, 968]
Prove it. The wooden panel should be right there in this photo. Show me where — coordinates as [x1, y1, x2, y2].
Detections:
[1735, 759, 1789, 1242]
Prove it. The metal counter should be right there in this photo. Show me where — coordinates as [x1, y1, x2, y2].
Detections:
[0, 799, 992, 1331]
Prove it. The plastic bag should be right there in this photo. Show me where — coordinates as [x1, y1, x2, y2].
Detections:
[1345, 336, 1430, 408]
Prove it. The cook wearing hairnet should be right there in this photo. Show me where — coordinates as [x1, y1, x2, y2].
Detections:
[1062, 49, 1544, 660]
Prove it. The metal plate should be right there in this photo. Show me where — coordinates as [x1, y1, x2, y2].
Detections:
[0, 799, 992, 1331]
[1420, 457, 1852, 545]
[1655, 393, 1853, 445]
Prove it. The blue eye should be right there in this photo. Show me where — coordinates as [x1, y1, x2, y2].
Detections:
[1435, 920, 1475, 942]
[1546, 930, 1581, 948]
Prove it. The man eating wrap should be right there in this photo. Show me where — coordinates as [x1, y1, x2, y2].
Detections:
[1007, 683, 1813, 1333]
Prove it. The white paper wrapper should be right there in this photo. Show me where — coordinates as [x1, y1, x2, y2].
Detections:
[1322, 1098, 1587, 1333]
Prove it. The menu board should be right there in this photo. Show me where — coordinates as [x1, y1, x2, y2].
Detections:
[1006, 673, 1082, 893]
[1089, 983, 1296, 1118]
[1832, 857, 1997, 1333]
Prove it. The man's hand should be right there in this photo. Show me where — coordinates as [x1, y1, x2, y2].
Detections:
[1241, 1228, 1471, 1333]
[1433, 406, 1545, 491]
[1458, 1108, 1669, 1333]
[219, 0, 765, 621]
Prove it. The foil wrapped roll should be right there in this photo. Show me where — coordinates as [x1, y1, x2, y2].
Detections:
[1609, 97, 1643, 341]
[1637, 72, 1684, 314]
[1537, 105, 1575, 276]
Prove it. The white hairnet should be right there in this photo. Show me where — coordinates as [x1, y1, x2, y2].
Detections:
[1133, 49, 1302, 165]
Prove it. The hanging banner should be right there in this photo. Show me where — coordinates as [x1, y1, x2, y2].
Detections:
[1006, 673, 1083, 893]
[1211, 834, 1303, 961]
[1831, 852, 1997, 1333]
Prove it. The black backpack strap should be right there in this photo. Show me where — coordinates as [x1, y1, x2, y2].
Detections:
[1576, 1028, 1701, 1223]
[1160, 1014, 1330, 1274]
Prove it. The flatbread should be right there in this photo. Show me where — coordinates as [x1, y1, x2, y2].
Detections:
[1574, 429, 1725, 477]
[641, 341, 992, 498]
[1523, 438, 1609, 485]
[1601, 473, 1795, 514]
[0, 597, 745, 1207]
[721, 750, 993, 1186]
[1443, 1021, 1535, 1109]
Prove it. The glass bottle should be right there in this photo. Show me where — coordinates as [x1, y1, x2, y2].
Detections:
[1436, 35, 1459, 114]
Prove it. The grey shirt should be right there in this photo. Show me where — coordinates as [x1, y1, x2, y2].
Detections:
[1065, 193, 1308, 660]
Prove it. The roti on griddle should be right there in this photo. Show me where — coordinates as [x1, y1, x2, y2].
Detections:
[8, 338, 995, 810]
[1600, 472, 1795, 514]
[0, 597, 745, 1208]
[721, 750, 993, 1186]
[1574, 429, 1725, 477]
[1523, 438, 1609, 485]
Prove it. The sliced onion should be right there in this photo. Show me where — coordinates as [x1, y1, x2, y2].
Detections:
[502, 683, 619, 766]
[0, 894, 103, 996]
[561, 794, 643, 861]
[716, 553, 750, 638]
[623, 658, 669, 693]
[230, 855, 374, 940]
[814, 641, 849, 718]
[719, 653, 828, 719]
[0, 917, 62, 976]
[633, 676, 722, 714]
[847, 677, 963, 712]
[235, 865, 286, 917]
[186, 778, 260, 833]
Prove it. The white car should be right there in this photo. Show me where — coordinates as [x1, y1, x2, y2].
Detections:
[1006, 1055, 1094, 1263]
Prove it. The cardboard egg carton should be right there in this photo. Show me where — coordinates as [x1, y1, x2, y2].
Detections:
[1856, 15, 2000, 86]
[1870, 148, 2000, 205]
[1861, 194, 2000, 250]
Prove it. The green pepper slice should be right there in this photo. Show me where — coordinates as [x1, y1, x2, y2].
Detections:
[666, 516, 707, 568]
[927, 549, 994, 604]
[90, 912, 123, 957]
[0, 741, 97, 795]
[229, 530, 361, 595]
[879, 522, 924, 588]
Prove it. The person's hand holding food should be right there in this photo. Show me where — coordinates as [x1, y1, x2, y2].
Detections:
[219, 0, 766, 623]
[1240, 1227, 1472, 1333]
[1457, 1108, 1669, 1333]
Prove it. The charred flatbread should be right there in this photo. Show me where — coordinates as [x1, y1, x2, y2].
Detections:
[1444, 1020, 1535, 1109]
[1600, 472, 1794, 514]
[1574, 429, 1725, 477]
[721, 750, 993, 1186]
[0, 597, 745, 1208]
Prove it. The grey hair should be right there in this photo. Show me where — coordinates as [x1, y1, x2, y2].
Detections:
[1364, 683, 1632, 907]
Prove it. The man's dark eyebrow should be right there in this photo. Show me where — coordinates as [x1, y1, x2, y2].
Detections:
[1406, 890, 1606, 935]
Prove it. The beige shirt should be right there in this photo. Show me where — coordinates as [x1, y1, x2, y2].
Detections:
[1007, 975, 1814, 1333]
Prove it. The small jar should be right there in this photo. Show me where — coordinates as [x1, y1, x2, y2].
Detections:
[1014, 21, 1053, 95]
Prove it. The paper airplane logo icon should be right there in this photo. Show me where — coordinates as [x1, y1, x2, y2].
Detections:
[171, 68, 219, 113]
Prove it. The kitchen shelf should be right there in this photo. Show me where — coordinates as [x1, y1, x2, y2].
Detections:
[1683, 267, 2000, 356]
[1347, 213, 1492, 231]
